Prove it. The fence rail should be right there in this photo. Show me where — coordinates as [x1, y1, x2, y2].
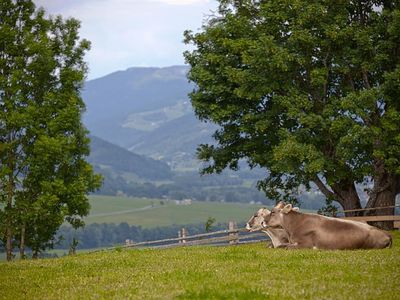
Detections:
[342, 215, 400, 222]
[336, 205, 400, 228]
[122, 222, 269, 250]
[339, 205, 400, 214]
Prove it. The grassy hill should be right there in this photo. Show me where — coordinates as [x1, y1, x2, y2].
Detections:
[84, 195, 263, 227]
[1, 232, 399, 299]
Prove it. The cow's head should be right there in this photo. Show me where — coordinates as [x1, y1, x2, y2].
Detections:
[261, 202, 298, 228]
[245, 208, 271, 232]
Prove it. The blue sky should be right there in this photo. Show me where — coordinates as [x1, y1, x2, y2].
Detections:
[34, 0, 218, 80]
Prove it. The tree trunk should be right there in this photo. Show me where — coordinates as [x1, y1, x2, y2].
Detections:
[6, 150, 15, 262]
[331, 181, 362, 217]
[313, 176, 362, 216]
[369, 189, 395, 230]
[19, 223, 26, 259]
[396, 175, 400, 195]
[366, 173, 398, 230]
[6, 226, 13, 262]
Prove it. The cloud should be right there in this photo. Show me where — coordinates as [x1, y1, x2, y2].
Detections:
[33, 0, 217, 79]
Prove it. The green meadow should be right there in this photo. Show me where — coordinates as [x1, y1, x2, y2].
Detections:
[1, 232, 399, 299]
[84, 195, 263, 227]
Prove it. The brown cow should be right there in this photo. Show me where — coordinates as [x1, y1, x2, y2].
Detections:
[246, 207, 290, 248]
[261, 202, 392, 250]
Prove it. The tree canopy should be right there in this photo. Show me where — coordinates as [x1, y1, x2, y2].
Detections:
[184, 0, 400, 227]
[0, 0, 101, 260]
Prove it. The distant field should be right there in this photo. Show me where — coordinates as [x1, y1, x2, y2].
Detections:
[84, 195, 263, 227]
[1, 232, 399, 299]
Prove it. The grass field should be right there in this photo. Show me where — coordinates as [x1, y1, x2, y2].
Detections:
[1, 232, 399, 299]
[84, 195, 265, 227]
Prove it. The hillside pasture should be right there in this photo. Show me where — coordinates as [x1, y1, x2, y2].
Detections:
[84, 195, 263, 227]
[1, 232, 399, 299]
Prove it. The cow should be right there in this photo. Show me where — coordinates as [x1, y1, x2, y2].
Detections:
[246, 207, 290, 248]
[261, 202, 392, 250]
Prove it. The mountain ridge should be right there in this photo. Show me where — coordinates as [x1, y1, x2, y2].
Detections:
[82, 65, 216, 168]
[88, 135, 172, 181]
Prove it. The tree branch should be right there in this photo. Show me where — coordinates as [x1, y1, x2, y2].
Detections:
[365, 182, 391, 209]
[313, 175, 336, 201]
[362, 69, 371, 89]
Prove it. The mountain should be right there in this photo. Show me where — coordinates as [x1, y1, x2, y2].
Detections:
[82, 65, 216, 169]
[129, 114, 216, 163]
[88, 135, 172, 181]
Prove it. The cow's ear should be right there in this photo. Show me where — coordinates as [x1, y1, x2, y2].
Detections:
[292, 207, 299, 212]
[263, 208, 271, 215]
[282, 204, 292, 214]
[275, 201, 285, 209]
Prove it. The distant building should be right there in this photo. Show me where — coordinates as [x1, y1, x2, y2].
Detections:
[175, 199, 192, 205]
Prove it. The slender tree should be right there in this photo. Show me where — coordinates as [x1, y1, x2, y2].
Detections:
[0, 0, 101, 261]
[184, 0, 400, 229]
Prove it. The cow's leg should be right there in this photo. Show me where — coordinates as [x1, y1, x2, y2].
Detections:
[281, 240, 316, 249]
[265, 241, 273, 248]
[284, 243, 302, 250]
[275, 243, 299, 249]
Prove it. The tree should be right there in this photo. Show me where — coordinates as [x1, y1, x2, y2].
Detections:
[0, 0, 102, 261]
[205, 216, 216, 232]
[184, 0, 400, 229]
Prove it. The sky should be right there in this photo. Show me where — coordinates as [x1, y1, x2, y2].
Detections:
[33, 0, 218, 80]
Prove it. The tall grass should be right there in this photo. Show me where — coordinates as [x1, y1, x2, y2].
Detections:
[1, 232, 399, 299]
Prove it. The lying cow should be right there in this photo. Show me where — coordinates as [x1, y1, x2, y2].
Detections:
[246, 207, 290, 248]
[261, 202, 392, 250]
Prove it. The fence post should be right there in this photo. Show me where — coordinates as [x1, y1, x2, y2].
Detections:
[178, 230, 182, 244]
[180, 228, 187, 244]
[229, 221, 238, 245]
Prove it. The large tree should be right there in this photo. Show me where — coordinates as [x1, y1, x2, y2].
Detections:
[0, 0, 102, 261]
[184, 0, 400, 229]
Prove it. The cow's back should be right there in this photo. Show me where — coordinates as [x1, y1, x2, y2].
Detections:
[290, 214, 388, 250]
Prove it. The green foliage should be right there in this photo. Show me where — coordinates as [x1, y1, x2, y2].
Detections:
[184, 0, 400, 210]
[205, 216, 216, 232]
[0, 0, 101, 259]
[0, 232, 399, 299]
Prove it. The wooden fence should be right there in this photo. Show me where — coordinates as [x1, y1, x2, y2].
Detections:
[338, 205, 400, 228]
[123, 221, 269, 250]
